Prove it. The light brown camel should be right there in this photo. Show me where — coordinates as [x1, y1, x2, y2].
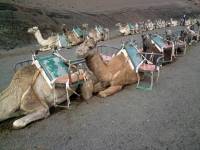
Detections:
[76, 41, 138, 97]
[115, 23, 133, 35]
[28, 26, 60, 51]
[62, 24, 84, 46]
[87, 25, 109, 42]
[0, 65, 93, 128]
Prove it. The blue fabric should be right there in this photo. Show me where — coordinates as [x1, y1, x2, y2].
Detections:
[59, 33, 70, 48]
[35, 54, 69, 81]
[127, 23, 134, 30]
[96, 25, 104, 33]
[151, 35, 165, 48]
[124, 44, 142, 69]
[73, 27, 84, 38]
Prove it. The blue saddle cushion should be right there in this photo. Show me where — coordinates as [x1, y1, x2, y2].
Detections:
[35, 53, 69, 81]
[151, 35, 166, 48]
[124, 44, 143, 69]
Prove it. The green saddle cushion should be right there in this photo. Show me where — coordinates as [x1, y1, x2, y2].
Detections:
[73, 27, 84, 38]
[59, 33, 70, 47]
[35, 53, 69, 81]
[96, 25, 104, 33]
[128, 23, 134, 30]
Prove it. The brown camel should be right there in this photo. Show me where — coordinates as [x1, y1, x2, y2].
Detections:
[76, 42, 138, 97]
[62, 24, 84, 46]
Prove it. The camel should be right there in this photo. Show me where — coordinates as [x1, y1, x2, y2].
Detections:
[87, 25, 109, 42]
[0, 64, 94, 128]
[170, 18, 178, 27]
[115, 23, 134, 35]
[28, 26, 61, 51]
[164, 30, 187, 56]
[186, 25, 200, 44]
[166, 18, 178, 27]
[62, 24, 85, 46]
[76, 40, 138, 98]
[76, 36, 97, 54]
[145, 20, 154, 31]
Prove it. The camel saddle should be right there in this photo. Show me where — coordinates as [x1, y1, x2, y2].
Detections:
[150, 34, 174, 63]
[32, 52, 86, 89]
[73, 27, 84, 38]
[119, 42, 163, 90]
[58, 33, 71, 48]
[127, 23, 134, 30]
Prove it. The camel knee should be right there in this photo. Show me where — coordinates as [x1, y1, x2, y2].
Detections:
[98, 85, 122, 97]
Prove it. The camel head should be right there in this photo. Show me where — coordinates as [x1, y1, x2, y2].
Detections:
[76, 36, 96, 58]
[82, 23, 89, 29]
[27, 26, 39, 34]
[61, 24, 69, 33]
[115, 23, 122, 27]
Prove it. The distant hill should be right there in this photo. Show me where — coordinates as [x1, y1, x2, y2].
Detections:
[0, 0, 200, 50]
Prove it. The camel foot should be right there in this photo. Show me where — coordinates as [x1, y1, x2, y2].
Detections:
[13, 108, 50, 129]
[98, 91, 107, 98]
[13, 119, 27, 129]
[98, 85, 122, 98]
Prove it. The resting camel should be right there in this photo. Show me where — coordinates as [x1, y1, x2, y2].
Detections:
[115, 23, 134, 35]
[76, 40, 138, 97]
[28, 26, 60, 51]
[186, 25, 200, 44]
[87, 25, 109, 42]
[145, 20, 154, 31]
[0, 65, 93, 128]
[62, 24, 84, 46]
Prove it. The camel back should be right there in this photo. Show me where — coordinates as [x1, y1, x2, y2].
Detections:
[73, 27, 84, 38]
[119, 43, 142, 72]
[150, 34, 174, 63]
[58, 33, 71, 48]
[33, 53, 86, 88]
[150, 34, 166, 52]
[34, 54, 69, 81]
[95, 25, 104, 33]
[127, 23, 134, 30]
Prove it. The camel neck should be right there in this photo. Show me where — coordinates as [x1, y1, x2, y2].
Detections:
[34, 30, 45, 45]
[86, 52, 108, 80]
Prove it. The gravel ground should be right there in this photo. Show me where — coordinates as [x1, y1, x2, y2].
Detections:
[0, 26, 200, 150]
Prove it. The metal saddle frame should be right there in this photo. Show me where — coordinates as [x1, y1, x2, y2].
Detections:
[120, 42, 163, 90]
[32, 51, 86, 108]
[150, 34, 175, 63]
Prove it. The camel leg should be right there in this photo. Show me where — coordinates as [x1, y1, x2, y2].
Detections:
[93, 81, 110, 93]
[13, 107, 49, 128]
[98, 85, 122, 98]
[13, 86, 50, 128]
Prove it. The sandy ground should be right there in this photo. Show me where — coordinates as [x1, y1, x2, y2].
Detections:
[0, 26, 200, 149]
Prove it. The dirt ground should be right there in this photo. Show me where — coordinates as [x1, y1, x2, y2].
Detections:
[0, 0, 200, 149]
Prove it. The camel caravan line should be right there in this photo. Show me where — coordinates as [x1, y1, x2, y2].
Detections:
[0, 16, 200, 129]
[28, 24, 109, 51]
